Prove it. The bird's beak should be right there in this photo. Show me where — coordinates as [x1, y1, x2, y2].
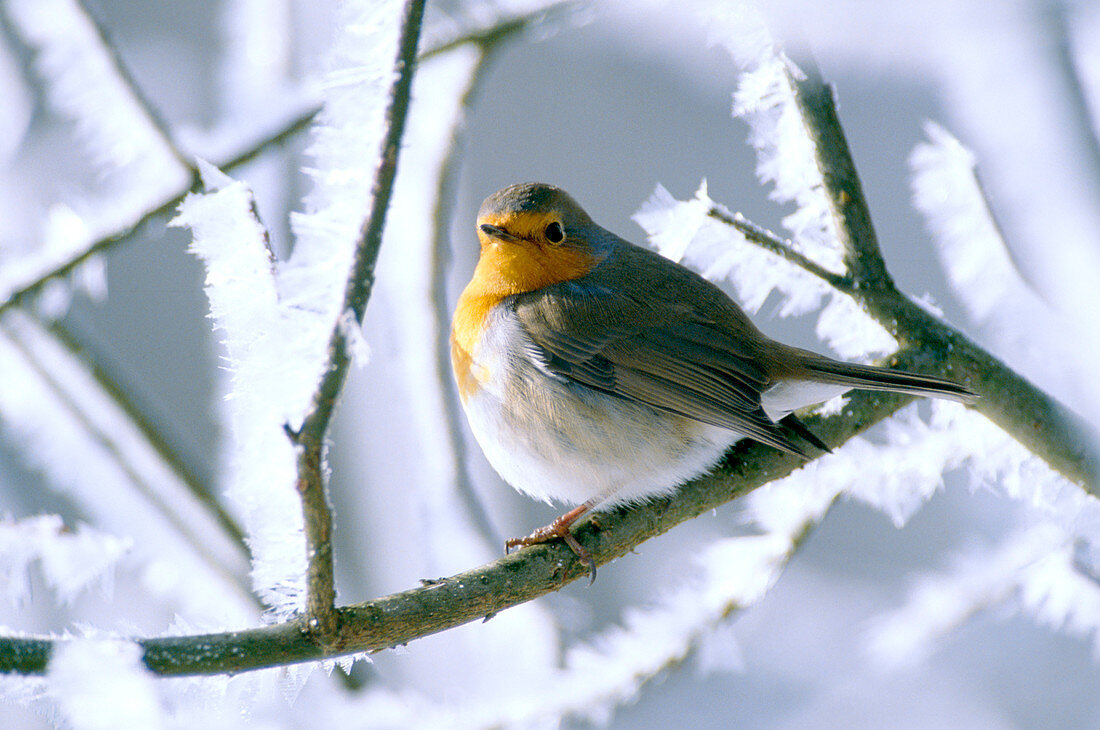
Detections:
[479, 223, 520, 242]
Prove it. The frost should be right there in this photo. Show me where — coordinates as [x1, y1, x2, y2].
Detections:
[0, 516, 130, 606]
[634, 181, 895, 358]
[1, 0, 190, 311]
[172, 173, 304, 618]
[748, 399, 1094, 537]
[739, 397, 1100, 668]
[4, 0, 183, 175]
[337, 308, 370, 367]
[0, 313, 254, 622]
[866, 523, 1100, 668]
[48, 639, 164, 730]
[715, 7, 844, 273]
[910, 122, 1100, 411]
[909, 122, 1025, 323]
[642, 5, 900, 361]
[171, 0, 405, 619]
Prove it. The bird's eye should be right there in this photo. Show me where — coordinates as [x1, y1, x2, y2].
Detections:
[545, 221, 564, 243]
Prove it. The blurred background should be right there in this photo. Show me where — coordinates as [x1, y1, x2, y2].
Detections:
[2, 0, 1100, 727]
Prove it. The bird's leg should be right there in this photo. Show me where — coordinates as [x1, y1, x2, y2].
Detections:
[506, 499, 598, 583]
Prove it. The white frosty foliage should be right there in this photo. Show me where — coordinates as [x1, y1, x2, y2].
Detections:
[740, 394, 1100, 668]
[910, 122, 1100, 412]
[4, 0, 182, 174]
[289, 0, 402, 307]
[1, 0, 190, 310]
[172, 172, 306, 618]
[707, 5, 844, 272]
[172, 0, 405, 618]
[0, 516, 130, 606]
[910, 122, 1027, 323]
[634, 182, 895, 359]
[751, 399, 1098, 537]
[0, 314, 253, 622]
[866, 523, 1100, 668]
[633, 5, 899, 361]
[742, 395, 1100, 667]
[49, 639, 164, 730]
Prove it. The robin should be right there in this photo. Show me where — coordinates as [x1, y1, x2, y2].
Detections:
[451, 182, 974, 579]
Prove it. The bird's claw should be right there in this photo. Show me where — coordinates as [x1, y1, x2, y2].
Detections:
[506, 523, 597, 585]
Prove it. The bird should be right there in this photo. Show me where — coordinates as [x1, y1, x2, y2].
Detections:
[451, 182, 975, 579]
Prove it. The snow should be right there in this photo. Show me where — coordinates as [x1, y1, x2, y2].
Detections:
[0, 516, 130, 606]
[48, 639, 163, 730]
[2, 0, 191, 312]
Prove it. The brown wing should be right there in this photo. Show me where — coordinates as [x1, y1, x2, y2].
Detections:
[511, 280, 820, 457]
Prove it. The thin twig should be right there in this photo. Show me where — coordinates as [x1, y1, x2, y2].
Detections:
[0, 353, 939, 677]
[0, 105, 319, 316]
[288, 0, 427, 643]
[74, 0, 198, 178]
[783, 51, 893, 288]
[0, 315, 256, 602]
[706, 206, 850, 291]
[45, 319, 252, 563]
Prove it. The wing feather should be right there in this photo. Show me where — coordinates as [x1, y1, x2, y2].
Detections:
[512, 284, 817, 457]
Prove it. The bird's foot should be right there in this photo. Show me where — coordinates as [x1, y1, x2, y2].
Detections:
[506, 502, 597, 584]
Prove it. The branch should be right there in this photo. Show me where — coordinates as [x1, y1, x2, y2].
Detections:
[44, 319, 251, 564]
[0, 105, 319, 317]
[711, 202, 1100, 495]
[0, 346, 942, 677]
[784, 52, 893, 287]
[705, 206, 849, 290]
[74, 0, 197, 177]
[0, 6, 577, 317]
[0, 315, 254, 600]
[288, 0, 426, 641]
[744, 44, 1100, 492]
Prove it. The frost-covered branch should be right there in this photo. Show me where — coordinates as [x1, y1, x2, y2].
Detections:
[45, 320, 250, 560]
[70, 0, 197, 176]
[706, 30, 1100, 492]
[698, 196, 1100, 493]
[287, 0, 426, 640]
[782, 55, 1100, 490]
[0, 357, 946, 677]
[783, 51, 892, 285]
[0, 105, 318, 317]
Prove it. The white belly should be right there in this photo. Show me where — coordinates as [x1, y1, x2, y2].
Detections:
[461, 312, 738, 508]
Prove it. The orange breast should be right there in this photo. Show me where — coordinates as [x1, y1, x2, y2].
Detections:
[451, 233, 599, 402]
[450, 292, 495, 402]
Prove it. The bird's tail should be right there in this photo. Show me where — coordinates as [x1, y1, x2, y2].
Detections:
[801, 357, 976, 403]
